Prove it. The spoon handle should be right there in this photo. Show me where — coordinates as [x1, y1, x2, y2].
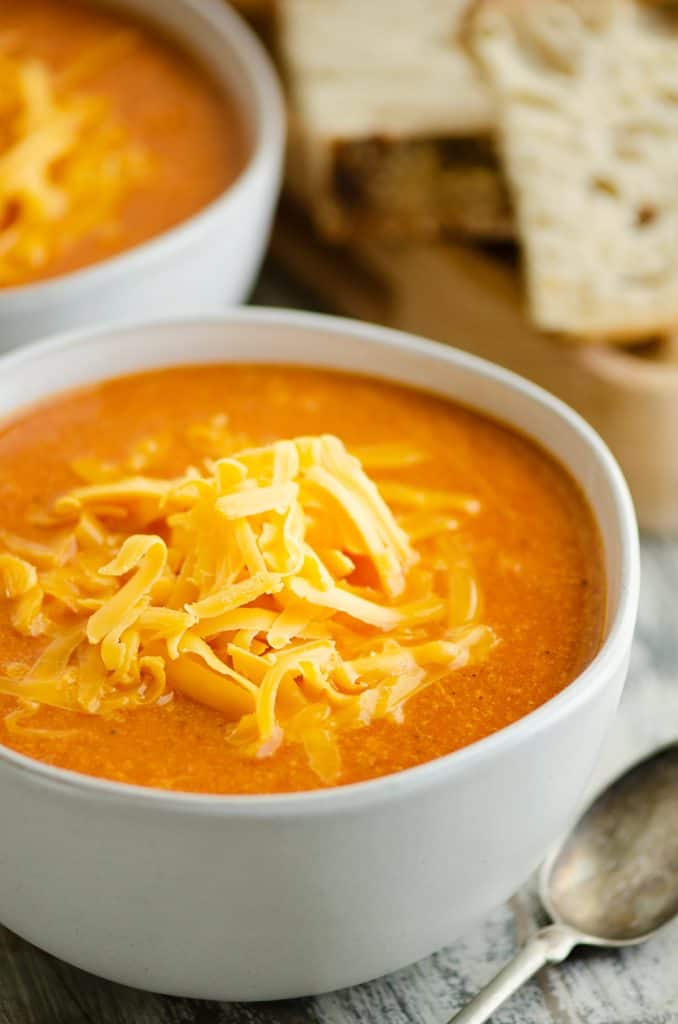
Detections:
[447, 924, 578, 1024]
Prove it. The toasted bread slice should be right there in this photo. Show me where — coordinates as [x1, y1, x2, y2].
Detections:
[279, 0, 513, 241]
[470, 0, 678, 340]
[285, 119, 513, 242]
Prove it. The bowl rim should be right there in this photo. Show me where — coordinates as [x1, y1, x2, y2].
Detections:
[0, 0, 285, 307]
[0, 308, 641, 815]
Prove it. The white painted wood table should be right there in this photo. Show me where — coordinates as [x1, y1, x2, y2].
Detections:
[1, 273, 677, 1024]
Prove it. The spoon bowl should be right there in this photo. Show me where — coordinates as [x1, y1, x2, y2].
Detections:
[542, 743, 678, 944]
[451, 742, 678, 1023]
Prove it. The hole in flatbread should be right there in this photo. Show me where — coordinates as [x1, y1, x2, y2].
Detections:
[635, 205, 658, 228]
[591, 176, 620, 198]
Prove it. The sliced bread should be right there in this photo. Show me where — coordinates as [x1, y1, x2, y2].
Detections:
[470, 0, 678, 340]
[278, 0, 512, 241]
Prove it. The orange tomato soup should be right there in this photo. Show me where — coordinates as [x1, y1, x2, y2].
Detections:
[0, 366, 605, 793]
[0, 0, 247, 287]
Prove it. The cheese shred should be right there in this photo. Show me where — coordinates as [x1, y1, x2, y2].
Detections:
[0, 428, 497, 783]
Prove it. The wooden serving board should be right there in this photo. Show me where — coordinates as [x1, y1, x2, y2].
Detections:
[271, 202, 678, 534]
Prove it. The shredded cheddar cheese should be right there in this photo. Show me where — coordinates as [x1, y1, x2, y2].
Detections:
[0, 429, 497, 784]
[0, 35, 151, 284]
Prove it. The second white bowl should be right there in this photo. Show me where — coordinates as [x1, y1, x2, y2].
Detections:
[0, 0, 285, 351]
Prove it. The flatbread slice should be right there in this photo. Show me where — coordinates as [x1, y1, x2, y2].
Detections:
[470, 0, 678, 339]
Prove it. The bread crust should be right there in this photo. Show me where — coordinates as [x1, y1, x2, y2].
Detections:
[279, 0, 513, 242]
[286, 123, 513, 242]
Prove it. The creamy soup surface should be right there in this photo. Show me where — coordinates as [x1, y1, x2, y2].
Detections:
[0, 366, 605, 794]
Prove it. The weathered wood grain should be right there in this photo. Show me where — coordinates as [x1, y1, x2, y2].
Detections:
[1, 280, 677, 1023]
[0, 926, 316, 1024]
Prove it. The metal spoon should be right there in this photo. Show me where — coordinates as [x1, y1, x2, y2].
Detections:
[449, 742, 678, 1024]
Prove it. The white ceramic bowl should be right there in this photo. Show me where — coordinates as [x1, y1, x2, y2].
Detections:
[0, 1, 284, 351]
[0, 312, 639, 1000]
